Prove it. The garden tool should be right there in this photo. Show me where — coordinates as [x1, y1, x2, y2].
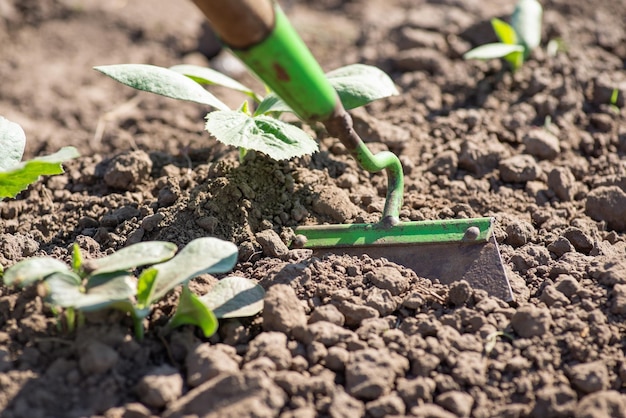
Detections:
[190, 0, 514, 301]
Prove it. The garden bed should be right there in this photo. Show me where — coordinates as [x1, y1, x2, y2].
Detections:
[1, 0, 626, 417]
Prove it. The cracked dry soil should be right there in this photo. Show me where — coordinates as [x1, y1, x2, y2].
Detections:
[1, 0, 626, 417]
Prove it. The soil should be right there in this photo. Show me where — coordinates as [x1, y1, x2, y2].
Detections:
[1, 0, 626, 417]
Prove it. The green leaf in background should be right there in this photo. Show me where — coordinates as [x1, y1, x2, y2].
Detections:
[200, 275, 265, 319]
[325, 64, 399, 110]
[205, 110, 318, 160]
[170, 64, 262, 102]
[94, 64, 229, 111]
[511, 0, 543, 53]
[2, 257, 70, 287]
[0, 116, 26, 172]
[0, 146, 79, 199]
[491, 18, 518, 45]
[147, 237, 239, 304]
[167, 285, 218, 337]
[255, 64, 399, 116]
[86, 241, 178, 275]
[463, 43, 525, 61]
[72, 243, 83, 273]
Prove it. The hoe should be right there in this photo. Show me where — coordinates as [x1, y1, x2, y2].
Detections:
[190, 0, 513, 301]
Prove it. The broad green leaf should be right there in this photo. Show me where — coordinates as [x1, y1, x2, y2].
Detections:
[325, 64, 399, 110]
[2, 257, 70, 287]
[0, 146, 79, 199]
[511, 0, 543, 53]
[205, 110, 318, 161]
[87, 241, 177, 275]
[168, 285, 218, 337]
[45, 271, 134, 311]
[0, 116, 26, 172]
[170, 65, 261, 102]
[491, 18, 518, 45]
[200, 275, 264, 319]
[463, 43, 525, 61]
[94, 64, 229, 111]
[147, 237, 238, 304]
[255, 64, 399, 116]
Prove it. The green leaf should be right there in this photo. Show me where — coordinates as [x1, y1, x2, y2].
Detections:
[2, 257, 70, 287]
[146, 237, 238, 305]
[0, 116, 26, 172]
[87, 241, 178, 275]
[170, 64, 261, 102]
[511, 0, 543, 52]
[200, 275, 264, 319]
[45, 271, 135, 311]
[491, 18, 518, 45]
[0, 146, 79, 199]
[463, 43, 525, 61]
[255, 94, 292, 116]
[325, 64, 399, 110]
[503, 50, 525, 72]
[167, 285, 218, 337]
[205, 110, 318, 160]
[255, 64, 399, 116]
[136, 267, 158, 308]
[72, 243, 83, 273]
[94, 64, 229, 111]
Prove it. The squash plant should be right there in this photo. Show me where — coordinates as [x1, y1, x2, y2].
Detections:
[94, 63, 398, 161]
[1, 237, 264, 339]
[0, 116, 79, 200]
[464, 0, 543, 71]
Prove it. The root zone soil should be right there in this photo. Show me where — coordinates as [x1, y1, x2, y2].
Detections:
[1, 0, 626, 417]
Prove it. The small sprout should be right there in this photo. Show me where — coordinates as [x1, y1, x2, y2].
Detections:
[0, 116, 79, 200]
[2, 237, 260, 340]
[464, 0, 543, 71]
[94, 62, 397, 161]
[609, 88, 620, 113]
[484, 330, 515, 355]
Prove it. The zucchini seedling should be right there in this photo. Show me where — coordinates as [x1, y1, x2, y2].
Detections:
[0, 116, 79, 200]
[464, 0, 543, 71]
[1, 237, 264, 339]
[93, 63, 398, 162]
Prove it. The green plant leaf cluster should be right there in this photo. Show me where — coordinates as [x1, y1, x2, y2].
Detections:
[464, 0, 543, 71]
[94, 62, 398, 161]
[0, 116, 79, 199]
[2, 238, 265, 339]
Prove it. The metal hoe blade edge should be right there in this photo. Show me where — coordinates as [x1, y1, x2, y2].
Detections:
[295, 217, 514, 302]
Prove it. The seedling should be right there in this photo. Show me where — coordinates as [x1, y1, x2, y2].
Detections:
[484, 330, 515, 355]
[0, 116, 79, 200]
[464, 0, 543, 71]
[94, 63, 398, 161]
[1, 237, 264, 339]
[609, 88, 621, 113]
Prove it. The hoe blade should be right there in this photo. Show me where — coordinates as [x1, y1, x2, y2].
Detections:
[295, 217, 513, 302]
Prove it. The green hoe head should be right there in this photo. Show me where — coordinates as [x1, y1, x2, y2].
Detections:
[295, 217, 514, 302]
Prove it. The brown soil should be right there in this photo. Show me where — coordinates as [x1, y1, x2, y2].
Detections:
[2, 0, 626, 417]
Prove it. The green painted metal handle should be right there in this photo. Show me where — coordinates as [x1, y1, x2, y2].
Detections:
[231, 5, 339, 122]
[208, 1, 405, 224]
